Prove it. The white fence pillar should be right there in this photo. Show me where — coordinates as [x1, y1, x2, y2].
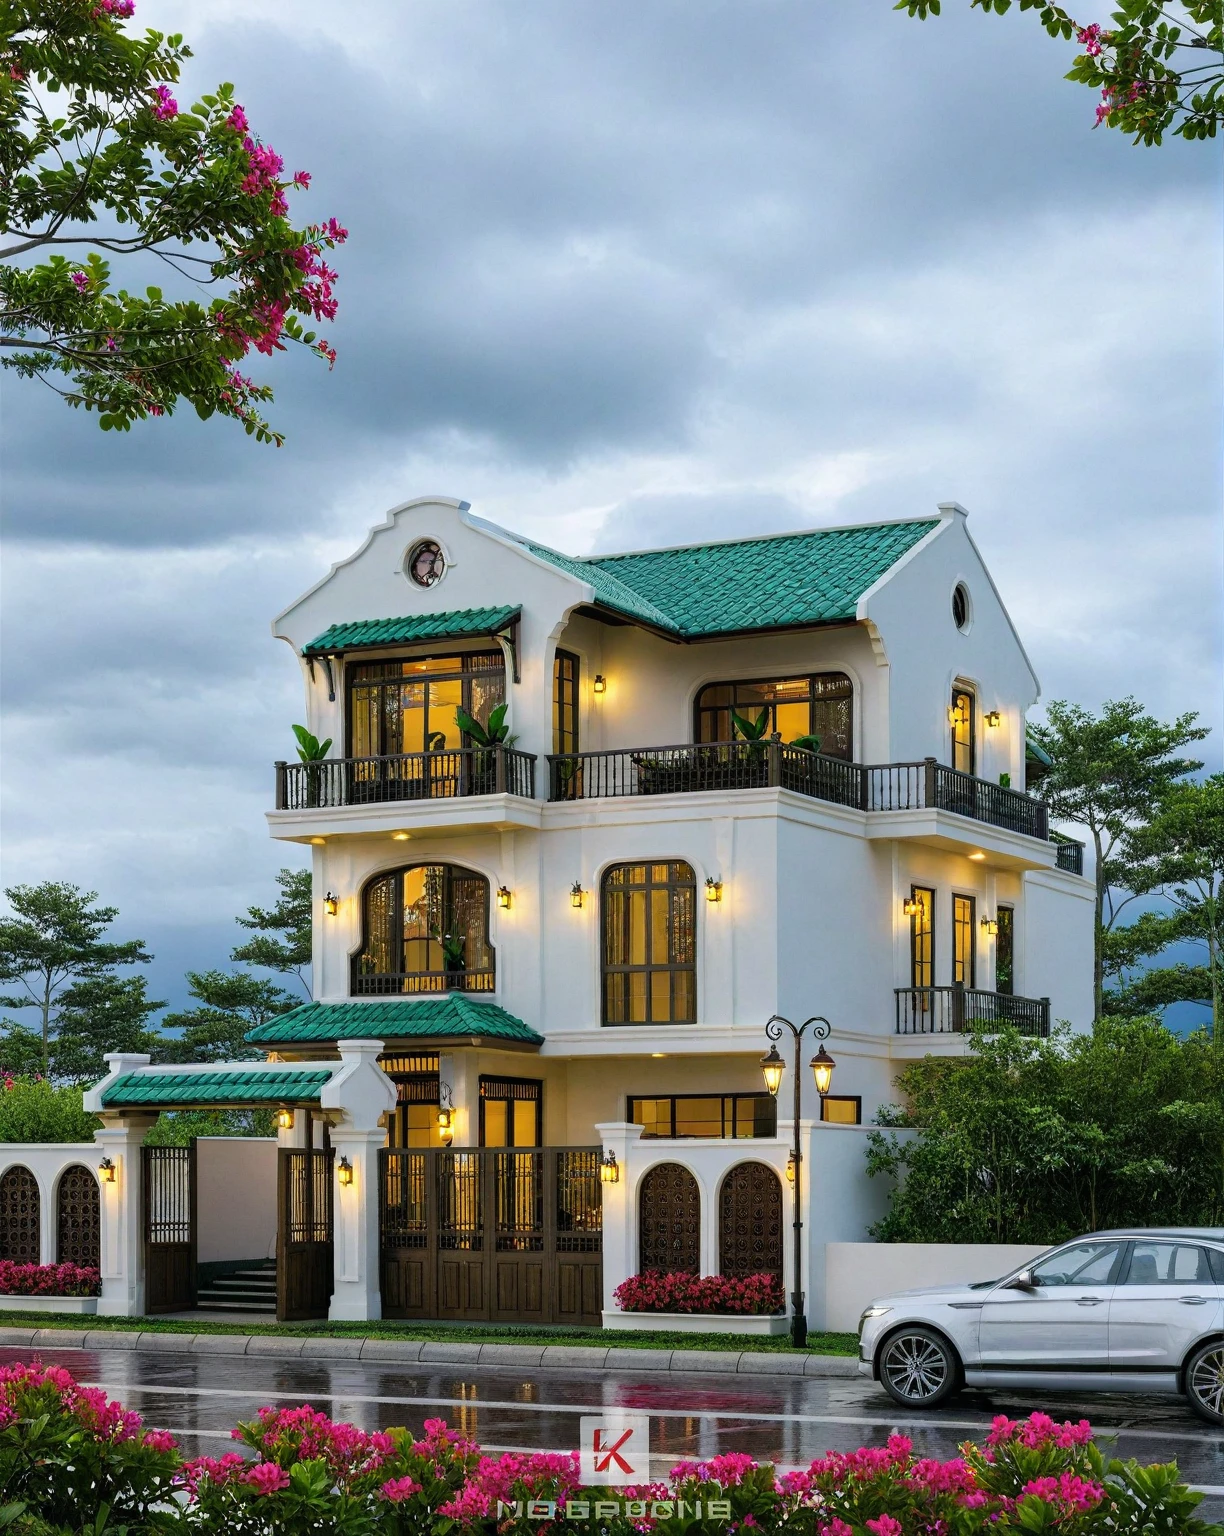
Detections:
[94, 1117, 156, 1316]
[321, 1039, 396, 1323]
[595, 1121, 642, 1312]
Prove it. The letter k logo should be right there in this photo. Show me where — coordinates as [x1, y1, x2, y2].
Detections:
[593, 1427, 634, 1474]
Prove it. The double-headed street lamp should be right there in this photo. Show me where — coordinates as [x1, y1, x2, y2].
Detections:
[761, 1014, 836, 1349]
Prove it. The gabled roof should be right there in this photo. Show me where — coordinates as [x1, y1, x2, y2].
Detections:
[100, 1066, 332, 1109]
[303, 605, 519, 656]
[246, 996, 542, 1048]
[513, 519, 938, 637]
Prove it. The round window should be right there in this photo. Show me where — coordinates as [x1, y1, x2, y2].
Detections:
[952, 582, 970, 632]
[406, 539, 446, 588]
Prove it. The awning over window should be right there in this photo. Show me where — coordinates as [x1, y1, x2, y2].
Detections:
[302, 606, 520, 656]
[246, 997, 542, 1049]
[100, 1066, 333, 1109]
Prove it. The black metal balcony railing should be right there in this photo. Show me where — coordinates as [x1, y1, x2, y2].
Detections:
[275, 748, 536, 810]
[548, 744, 1049, 842]
[1052, 835, 1086, 875]
[895, 986, 1050, 1037]
[351, 967, 496, 997]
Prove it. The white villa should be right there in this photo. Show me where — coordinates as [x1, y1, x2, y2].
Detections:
[0, 497, 1094, 1332]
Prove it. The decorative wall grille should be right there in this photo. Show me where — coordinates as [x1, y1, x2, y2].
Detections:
[638, 1162, 700, 1274]
[56, 1164, 101, 1268]
[718, 1161, 783, 1280]
[0, 1166, 40, 1264]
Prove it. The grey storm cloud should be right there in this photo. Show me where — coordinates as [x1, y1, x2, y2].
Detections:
[1, 0, 1220, 1012]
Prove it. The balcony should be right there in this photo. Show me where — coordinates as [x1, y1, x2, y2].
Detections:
[351, 966, 496, 997]
[275, 747, 537, 810]
[895, 986, 1050, 1038]
[547, 742, 1049, 842]
[1052, 835, 1085, 876]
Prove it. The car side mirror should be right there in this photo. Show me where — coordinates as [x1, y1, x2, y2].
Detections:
[1005, 1269, 1036, 1290]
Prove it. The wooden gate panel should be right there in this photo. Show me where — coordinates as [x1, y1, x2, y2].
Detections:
[0, 1166, 41, 1264]
[639, 1162, 700, 1274]
[56, 1165, 101, 1269]
[718, 1161, 783, 1280]
[379, 1150, 434, 1318]
[277, 1148, 333, 1322]
[142, 1145, 196, 1313]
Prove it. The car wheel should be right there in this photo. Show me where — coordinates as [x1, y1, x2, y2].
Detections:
[878, 1327, 960, 1409]
[1185, 1339, 1224, 1426]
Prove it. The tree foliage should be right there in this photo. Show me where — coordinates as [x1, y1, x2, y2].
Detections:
[144, 1106, 274, 1144]
[867, 1019, 1224, 1242]
[161, 967, 295, 1062]
[897, 1, 1223, 145]
[1, 0, 346, 443]
[231, 867, 311, 997]
[0, 1074, 98, 1142]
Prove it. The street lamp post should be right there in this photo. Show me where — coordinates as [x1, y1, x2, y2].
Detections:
[761, 1014, 836, 1349]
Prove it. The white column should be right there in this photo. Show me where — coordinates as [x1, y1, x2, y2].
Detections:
[93, 1116, 155, 1317]
[328, 1126, 385, 1321]
[595, 1121, 642, 1316]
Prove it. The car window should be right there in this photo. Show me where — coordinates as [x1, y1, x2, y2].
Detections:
[1208, 1248, 1224, 1285]
[1122, 1242, 1213, 1285]
[1030, 1242, 1121, 1287]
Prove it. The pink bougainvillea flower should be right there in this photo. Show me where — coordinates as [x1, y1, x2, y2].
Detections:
[241, 1461, 291, 1494]
[152, 84, 178, 119]
[378, 1475, 421, 1503]
[70, 272, 89, 292]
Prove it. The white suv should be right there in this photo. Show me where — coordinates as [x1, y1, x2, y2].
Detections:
[857, 1228, 1224, 1425]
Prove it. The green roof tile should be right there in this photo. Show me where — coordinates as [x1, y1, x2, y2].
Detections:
[101, 1067, 332, 1108]
[304, 606, 520, 655]
[518, 520, 937, 637]
[246, 996, 543, 1047]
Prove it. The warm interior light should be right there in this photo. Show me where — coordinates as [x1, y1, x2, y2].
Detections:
[310, 837, 326, 845]
[436, 1107, 454, 1144]
[592, 675, 606, 695]
[600, 1150, 620, 1184]
[948, 705, 960, 725]
[570, 881, 585, 909]
[324, 891, 339, 915]
[276, 1108, 295, 1131]
[98, 1157, 116, 1184]
[981, 917, 999, 936]
[902, 896, 920, 917]
[705, 877, 723, 903]
[651, 1052, 666, 1059]
[497, 885, 512, 910]
[337, 1156, 354, 1187]
[984, 710, 1002, 728]
[810, 1044, 836, 1098]
[785, 1151, 796, 1184]
[760, 1044, 785, 1097]
[968, 852, 986, 861]
[392, 831, 411, 841]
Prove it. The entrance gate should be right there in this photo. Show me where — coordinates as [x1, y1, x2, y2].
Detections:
[277, 1148, 334, 1321]
[379, 1147, 602, 1324]
[142, 1145, 196, 1313]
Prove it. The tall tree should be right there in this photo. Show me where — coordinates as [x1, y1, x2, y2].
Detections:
[231, 867, 312, 998]
[0, 881, 152, 1072]
[897, 1, 1223, 145]
[162, 968, 296, 1062]
[1029, 698, 1207, 1019]
[51, 972, 168, 1083]
[2, 0, 347, 444]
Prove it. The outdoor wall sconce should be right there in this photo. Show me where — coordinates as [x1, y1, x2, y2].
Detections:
[98, 1157, 116, 1184]
[902, 896, 920, 918]
[324, 892, 338, 916]
[392, 831, 412, 841]
[810, 1044, 836, 1098]
[599, 1150, 620, 1184]
[436, 1107, 454, 1144]
[705, 876, 723, 903]
[276, 1108, 295, 1131]
[570, 881, 585, 909]
[497, 885, 512, 910]
[592, 675, 606, 695]
[337, 1156, 354, 1187]
[948, 705, 960, 725]
[785, 1151, 796, 1184]
[981, 917, 999, 936]
[984, 710, 1002, 728]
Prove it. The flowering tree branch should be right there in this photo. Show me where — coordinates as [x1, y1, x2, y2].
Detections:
[0, 0, 348, 445]
[897, 1, 1223, 146]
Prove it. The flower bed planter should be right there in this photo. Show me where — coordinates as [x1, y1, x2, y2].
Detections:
[602, 1308, 789, 1334]
[0, 1294, 98, 1314]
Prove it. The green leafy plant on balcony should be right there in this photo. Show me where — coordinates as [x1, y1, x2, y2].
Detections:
[291, 725, 332, 761]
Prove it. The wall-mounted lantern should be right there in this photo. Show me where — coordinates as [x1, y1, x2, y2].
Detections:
[981, 917, 999, 936]
[570, 881, 585, 909]
[337, 1156, 354, 1187]
[436, 1107, 454, 1144]
[705, 876, 723, 903]
[902, 896, 920, 918]
[785, 1151, 796, 1184]
[324, 892, 339, 916]
[276, 1108, 295, 1131]
[599, 1150, 620, 1184]
[98, 1157, 116, 1185]
[497, 885, 512, 910]
[984, 710, 1002, 728]
[592, 675, 606, 696]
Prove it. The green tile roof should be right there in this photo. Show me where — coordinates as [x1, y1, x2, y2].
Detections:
[303, 605, 520, 655]
[518, 519, 938, 637]
[101, 1067, 332, 1109]
[246, 996, 543, 1047]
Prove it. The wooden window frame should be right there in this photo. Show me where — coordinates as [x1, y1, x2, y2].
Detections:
[601, 861, 697, 1026]
[627, 1093, 777, 1139]
[820, 1095, 862, 1125]
[910, 885, 935, 990]
[952, 892, 976, 988]
[345, 649, 506, 758]
[478, 1075, 543, 1147]
[950, 686, 975, 776]
[552, 649, 580, 756]
[693, 673, 855, 761]
[352, 862, 495, 995]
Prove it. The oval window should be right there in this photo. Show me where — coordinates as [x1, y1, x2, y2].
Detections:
[952, 582, 970, 632]
[406, 539, 446, 588]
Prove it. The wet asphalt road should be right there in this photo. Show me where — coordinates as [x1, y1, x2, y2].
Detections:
[6, 1347, 1221, 1522]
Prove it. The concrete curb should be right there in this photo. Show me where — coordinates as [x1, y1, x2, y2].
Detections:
[0, 1325, 860, 1378]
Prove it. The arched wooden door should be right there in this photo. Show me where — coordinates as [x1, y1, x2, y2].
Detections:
[638, 1162, 700, 1274]
[0, 1166, 41, 1264]
[718, 1161, 783, 1280]
[56, 1165, 101, 1269]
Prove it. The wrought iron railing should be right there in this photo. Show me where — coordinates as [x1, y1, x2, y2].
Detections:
[275, 747, 536, 810]
[1051, 834, 1085, 875]
[548, 744, 1049, 840]
[895, 986, 1050, 1037]
[350, 966, 496, 997]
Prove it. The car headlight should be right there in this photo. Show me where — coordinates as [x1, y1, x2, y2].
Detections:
[859, 1305, 892, 1326]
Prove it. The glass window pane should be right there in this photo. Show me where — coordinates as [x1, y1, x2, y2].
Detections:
[483, 1101, 508, 1147]
[1032, 1242, 1120, 1286]
[650, 968, 671, 1022]
[821, 1097, 860, 1124]
[629, 971, 647, 1022]
[673, 1098, 723, 1137]
[629, 890, 647, 966]
[512, 1099, 539, 1147]
[650, 888, 669, 962]
[1123, 1243, 1210, 1284]
[672, 968, 695, 1023]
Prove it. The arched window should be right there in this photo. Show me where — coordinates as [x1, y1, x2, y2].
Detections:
[639, 1162, 700, 1274]
[56, 1165, 100, 1269]
[353, 864, 494, 995]
[0, 1166, 40, 1264]
[602, 862, 696, 1025]
[718, 1162, 783, 1281]
[695, 673, 854, 760]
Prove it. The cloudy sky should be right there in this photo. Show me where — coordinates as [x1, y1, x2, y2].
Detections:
[1, 0, 1220, 1014]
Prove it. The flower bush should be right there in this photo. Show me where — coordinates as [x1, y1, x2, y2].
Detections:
[0, 1363, 1218, 1536]
[613, 1271, 785, 1315]
[0, 1261, 100, 1297]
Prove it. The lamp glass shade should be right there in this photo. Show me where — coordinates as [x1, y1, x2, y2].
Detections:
[600, 1151, 620, 1184]
[593, 675, 606, 694]
[570, 883, 584, 909]
[785, 1152, 796, 1184]
[810, 1044, 836, 1097]
[497, 886, 512, 909]
[276, 1108, 294, 1131]
[337, 1158, 353, 1186]
[324, 892, 338, 916]
[760, 1044, 785, 1096]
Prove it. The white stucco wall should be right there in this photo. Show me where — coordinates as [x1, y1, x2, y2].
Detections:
[823, 1241, 1047, 1332]
[196, 1138, 278, 1264]
[0, 1143, 103, 1265]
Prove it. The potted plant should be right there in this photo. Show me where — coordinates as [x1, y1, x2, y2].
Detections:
[455, 703, 517, 793]
[292, 724, 332, 807]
